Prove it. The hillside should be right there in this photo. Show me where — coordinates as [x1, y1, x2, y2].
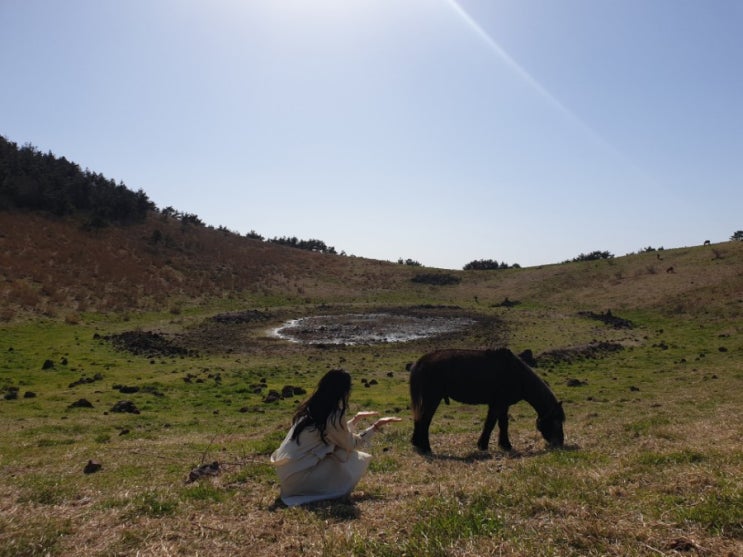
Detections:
[1, 140, 742, 556]
[2, 208, 741, 322]
[2, 136, 741, 323]
[0, 211, 392, 317]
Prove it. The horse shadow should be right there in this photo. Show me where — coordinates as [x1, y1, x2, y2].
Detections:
[421, 443, 581, 463]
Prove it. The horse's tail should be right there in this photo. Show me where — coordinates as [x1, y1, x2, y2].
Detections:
[408, 360, 425, 421]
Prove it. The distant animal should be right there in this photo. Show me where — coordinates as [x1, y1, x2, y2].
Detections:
[409, 348, 565, 454]
[703, 240, 711, 246]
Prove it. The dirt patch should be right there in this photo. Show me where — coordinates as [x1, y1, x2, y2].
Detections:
[102, 307, 500, 356]
[100, 331, 193, 358]
[577, 310, 633, 329]
[210, 310, 270, 324]
[537, 341, 624, 366]
[272, 312, 476, 345]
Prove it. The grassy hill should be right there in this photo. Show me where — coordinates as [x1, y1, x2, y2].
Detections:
[0, 205, 741, 555]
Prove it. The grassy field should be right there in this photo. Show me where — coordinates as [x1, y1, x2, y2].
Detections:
[1, 239, 741, 556]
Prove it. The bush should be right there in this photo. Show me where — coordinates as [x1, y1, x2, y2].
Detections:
[463, 259, 516, 270]
[411, 273, 461, 285]
[569, 250, 614, 263]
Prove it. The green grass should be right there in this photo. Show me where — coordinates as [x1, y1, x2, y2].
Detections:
[0, 242, 741, 556]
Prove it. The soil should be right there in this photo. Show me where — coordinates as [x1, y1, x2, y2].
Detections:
[102, 306, 502, 356]
[536, 341, 624, 366]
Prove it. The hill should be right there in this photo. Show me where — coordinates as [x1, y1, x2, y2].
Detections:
[2, 135, 741, 323]
[1, 138, 742, 556]
[2, 206, 741, 323]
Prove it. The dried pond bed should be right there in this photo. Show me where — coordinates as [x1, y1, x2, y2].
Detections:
[272, 312, 477, 345]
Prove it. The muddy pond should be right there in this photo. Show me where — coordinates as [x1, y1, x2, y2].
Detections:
[272, 313, 476, 345]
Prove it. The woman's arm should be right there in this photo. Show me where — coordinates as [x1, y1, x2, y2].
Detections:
[347, 411, 378, 429]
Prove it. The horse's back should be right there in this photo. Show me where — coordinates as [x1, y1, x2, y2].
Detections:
[410, 348, 520, 404]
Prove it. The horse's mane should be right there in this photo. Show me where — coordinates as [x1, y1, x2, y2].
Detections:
[510, 352, 561, 417]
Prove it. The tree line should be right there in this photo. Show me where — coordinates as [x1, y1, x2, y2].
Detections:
[0, 137, 340, 254]
[0, 136, 153, 227]
[6, 137, 735, 266]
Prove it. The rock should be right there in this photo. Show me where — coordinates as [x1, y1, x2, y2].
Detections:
[186, 461, 220, 483]
[263, 390, 281, 403]
[83, 460, 102, 474]
[69, 398, 94, 408]
[110, 400, 140, 414]
[116, 385, 140, 394]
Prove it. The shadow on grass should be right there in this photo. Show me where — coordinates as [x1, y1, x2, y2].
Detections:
[268, 495, 360, 521]
[419, 443, 581, 462]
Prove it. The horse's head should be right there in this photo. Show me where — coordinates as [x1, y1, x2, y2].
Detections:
[536, 401, 565, 448]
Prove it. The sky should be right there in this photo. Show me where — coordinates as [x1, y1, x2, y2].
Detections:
[1, 0, 741, 269]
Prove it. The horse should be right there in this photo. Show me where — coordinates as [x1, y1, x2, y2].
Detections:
[409, 348, 565, 454]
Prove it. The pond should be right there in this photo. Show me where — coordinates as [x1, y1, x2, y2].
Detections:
[272, 313, 475, 345]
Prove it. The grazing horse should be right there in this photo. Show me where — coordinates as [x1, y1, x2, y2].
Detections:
[409, 348, 565, 454]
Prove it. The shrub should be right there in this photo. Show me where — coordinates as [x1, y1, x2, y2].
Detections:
[411, 273, 461, 285]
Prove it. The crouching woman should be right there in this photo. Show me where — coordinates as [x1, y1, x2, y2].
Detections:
[270, 368, 401, 506]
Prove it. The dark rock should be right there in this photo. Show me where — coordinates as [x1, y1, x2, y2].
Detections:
[69, 398, 94, 408]
[116, 385, 140, 394]
[186, 461, 220, 483]
[111, 400, 140, 414]
[494, 297, 520, 308]
[577, 310, 633, 329]
[83, 460, 102, 474]
[263, 390, 281, 403]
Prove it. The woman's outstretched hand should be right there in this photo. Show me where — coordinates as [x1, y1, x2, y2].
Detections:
[349, 411, 379, 426]
[372, 416, 403, 431]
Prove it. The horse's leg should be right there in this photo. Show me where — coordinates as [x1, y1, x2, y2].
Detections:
[412, 395, 441, 454]
[496, 409, 512, 451]
[477, 404, 499, 451]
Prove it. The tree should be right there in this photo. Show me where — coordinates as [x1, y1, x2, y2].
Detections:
[0, 136, 154, 225]
[731, 230, 743, 241]
[570, 250, 614, 263]
[463, 259, 518, 270]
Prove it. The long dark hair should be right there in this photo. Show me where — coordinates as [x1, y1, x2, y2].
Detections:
[291, 369, 351, 444]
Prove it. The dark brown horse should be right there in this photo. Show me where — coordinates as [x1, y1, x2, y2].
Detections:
[409, 348, 565, 454]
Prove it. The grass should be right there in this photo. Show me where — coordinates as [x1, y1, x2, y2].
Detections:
[0, 241, 742, 555]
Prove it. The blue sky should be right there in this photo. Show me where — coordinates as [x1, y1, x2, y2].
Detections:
[2, 0, 741, 269]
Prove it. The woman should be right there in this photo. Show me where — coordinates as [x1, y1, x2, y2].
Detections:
[270, 368, 401, 506]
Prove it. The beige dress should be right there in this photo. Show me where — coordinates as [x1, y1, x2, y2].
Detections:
[270, 415, 375, 506]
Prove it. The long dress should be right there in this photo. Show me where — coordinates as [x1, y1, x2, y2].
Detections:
[270, 415, 375, 506]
